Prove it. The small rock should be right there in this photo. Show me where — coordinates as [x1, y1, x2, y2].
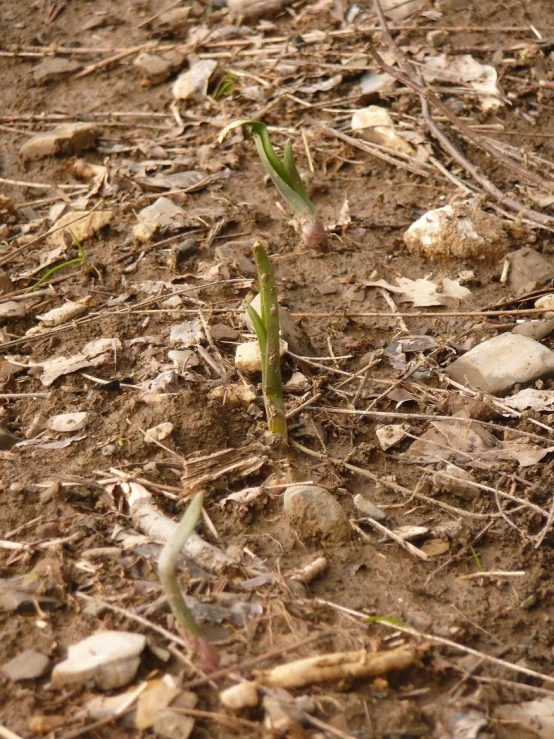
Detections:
[512, 319, 554, 341]
[134, 197, 187, 243]
[20, 123, 99, 161]
[144, 422, 174, 443]
[375, 424, 408, 451]
[283, 484, 352, 545]
[404, 199, 508, 260]
[210, 323, 240, 342]
[39, 482, 59, 504]
[101, 443, 118, 457]
[48, 412, 89, 433]
[434, 464, 477, 501]
[352, 105, 415, 158]
[33, 58, 81, 83]
[220, 681, 259, 710]
[353, 494, 386, 521]
[2, 650, 50, 681]
[134, 53, 172, 84]
[153, 711, 195, 739]
[446, 332, 554, 395]
[155, 7, 190, 32]
[535, 293, 554, 316]
[173, 60, 218, 101]
[426, 29, 448, 47]
[508, 248, 554, 294]
[235, 340, 287, 372]
[0, 301, 27, 319]
[167, 349, 200, 368]
[52, 631, 146, 690]
[394, 525, 429, 541]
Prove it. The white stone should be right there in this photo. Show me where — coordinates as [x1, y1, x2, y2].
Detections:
[48, 412, 89, 432]
[235, 339, 287, 372]
[283, 485, 351, 545]
[446, 333, 554, 394]
[53, 631, 146, 690]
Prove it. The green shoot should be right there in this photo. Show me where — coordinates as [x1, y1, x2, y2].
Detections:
[213, 71, 236, 101]
[24, 229, 87, 294]
[245, 241, 288, 443]
[158, 492, 219, 673]
[470, 546, 484, 572]
[219, 120, 327, 248]
[365, 615, 411, 628]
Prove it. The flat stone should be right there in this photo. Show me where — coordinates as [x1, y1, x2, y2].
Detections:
[3, 650, 51, 681]
[353, 494, 386, 521]
[283, 485, 351, 545]
[33, 58, 81, 83]
[134, 53, 172, 84]
[512, 319, 554, 341]
[153, 711, 195, 739]
[508, 248, 554, 294]
[20, 123, 98, 161]
[52, 631, 146, 691]
[445, 332, 554, 395]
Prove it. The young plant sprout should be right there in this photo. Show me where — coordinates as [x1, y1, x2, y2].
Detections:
[219, 120, 327, 248]
[245, 242, 288, 444]
[25, 228, 87, 294]
[158, 492, 220, 673]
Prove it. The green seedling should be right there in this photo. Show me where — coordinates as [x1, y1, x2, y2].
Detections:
[470, 546, 484, 572]
[25, 229, 87, 294]
[158, 492, 220, 673]
[245, 242, 288, 443]
[366, 615, 411, 629]
[213, 71, 236, 101]
[218, 120, 327, 248]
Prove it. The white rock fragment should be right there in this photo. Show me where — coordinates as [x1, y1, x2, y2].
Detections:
[351, 105, 415, 158]
[394, 525, 429, 541]
[375, 424, 408, 451]
[36, 298, 90, 327]
[220, 681, 260, 710]
[446, 333, 554, 395]
[144, 422, 174, 443]
[48, 209, 113, 248]
[535, 294, 554, 317]
[169, 319, 204, 347]
[235, 340, 287, 372]
[134, 197, 187, 243]
[48, 412, 90, 433]
[173, 60, 218, 101]
[2, 650, 51, 681]
[0, 301, 26, 319]
[283, 484, 352, 545]
[353, 494, 386, 521]
[20, 123, 99, 161]
[134, 52, 172, 84]
[404, 199, 508, 260]
[52, 631, 146, 691]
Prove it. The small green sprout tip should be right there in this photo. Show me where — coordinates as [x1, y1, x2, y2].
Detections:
[219, 120, 327, 248]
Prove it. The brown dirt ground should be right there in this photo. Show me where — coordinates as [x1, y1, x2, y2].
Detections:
[2, 1, 554, 737]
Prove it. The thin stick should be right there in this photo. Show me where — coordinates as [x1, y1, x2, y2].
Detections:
[457, 570, 526, 580]
[351, 520, 429, 561]
[74, 43, 159, 79]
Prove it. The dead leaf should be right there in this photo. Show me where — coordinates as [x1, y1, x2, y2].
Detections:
[502, 388, 554, 412]
[365, 276, 472, 307]
[422, 54, 503, 112]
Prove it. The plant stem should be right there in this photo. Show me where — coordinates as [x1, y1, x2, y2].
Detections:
[158, 492, 204, 639]
[252, 242, 288, 443]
